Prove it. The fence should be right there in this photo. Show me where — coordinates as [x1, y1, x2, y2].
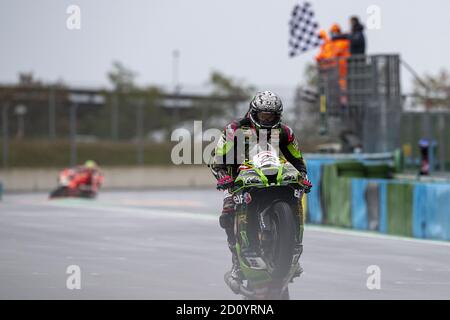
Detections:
[317, 54, 402, 153]
[0, 85, 247, 168]
[400, 111, 450, 171]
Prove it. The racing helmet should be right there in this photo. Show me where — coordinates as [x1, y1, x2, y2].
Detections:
[84, 160, 98, 169]
[248, 91, 283, 130]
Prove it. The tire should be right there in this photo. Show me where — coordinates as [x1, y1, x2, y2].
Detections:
[271, 201, 296, 279]
[80, 190, 96, 199]
[49, 186, 69, 198]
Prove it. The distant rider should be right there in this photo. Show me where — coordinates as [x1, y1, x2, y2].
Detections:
[68, 160, 104, 192]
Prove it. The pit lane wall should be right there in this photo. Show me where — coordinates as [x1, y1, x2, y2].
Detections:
[0, 166, 216, 192]
[305, 156, 450, 242]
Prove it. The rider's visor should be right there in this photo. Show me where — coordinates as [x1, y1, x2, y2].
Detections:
[256, 112, 277, 124]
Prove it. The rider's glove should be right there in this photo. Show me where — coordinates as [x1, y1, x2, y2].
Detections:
[217, 175, 234, 190]
[299, 173, 312, 193]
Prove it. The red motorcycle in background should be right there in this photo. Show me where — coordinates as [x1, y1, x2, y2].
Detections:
[49, 161, 104, 199]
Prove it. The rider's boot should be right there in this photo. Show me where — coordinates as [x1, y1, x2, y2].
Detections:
[293, 262, 304, 277]
[228, 242, 244, 281]
[220, 194, 243, 281]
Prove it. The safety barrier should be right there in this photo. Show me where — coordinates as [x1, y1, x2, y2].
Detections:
[413, 183, 450, 240]
[305, 157, 450, 241]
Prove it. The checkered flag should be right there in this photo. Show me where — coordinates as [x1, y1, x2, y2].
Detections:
[289, 2, 321, 57]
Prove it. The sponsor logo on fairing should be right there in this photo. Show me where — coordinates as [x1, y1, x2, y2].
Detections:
[244, 192, 252, 204]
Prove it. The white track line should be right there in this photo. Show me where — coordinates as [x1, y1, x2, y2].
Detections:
[46, 199, 217, 222]
[305, 225, 450, 247]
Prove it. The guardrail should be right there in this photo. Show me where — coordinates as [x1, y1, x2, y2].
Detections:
[305, 157, 450, 241]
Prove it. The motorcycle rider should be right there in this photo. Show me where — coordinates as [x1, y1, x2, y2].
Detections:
[209, 91, 312, 280]
[69, 160, 104, 192]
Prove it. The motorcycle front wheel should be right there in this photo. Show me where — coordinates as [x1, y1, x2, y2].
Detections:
[270, 201, 296, 279]
[49, 186, 69, 198]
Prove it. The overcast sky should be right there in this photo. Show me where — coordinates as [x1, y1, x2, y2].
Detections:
[1, 0, 449, 94]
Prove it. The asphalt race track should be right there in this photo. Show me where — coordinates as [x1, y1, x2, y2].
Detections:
[1, 189, 449, 299]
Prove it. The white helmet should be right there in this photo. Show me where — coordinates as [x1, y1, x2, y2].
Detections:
[248, 91, 283, 129]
